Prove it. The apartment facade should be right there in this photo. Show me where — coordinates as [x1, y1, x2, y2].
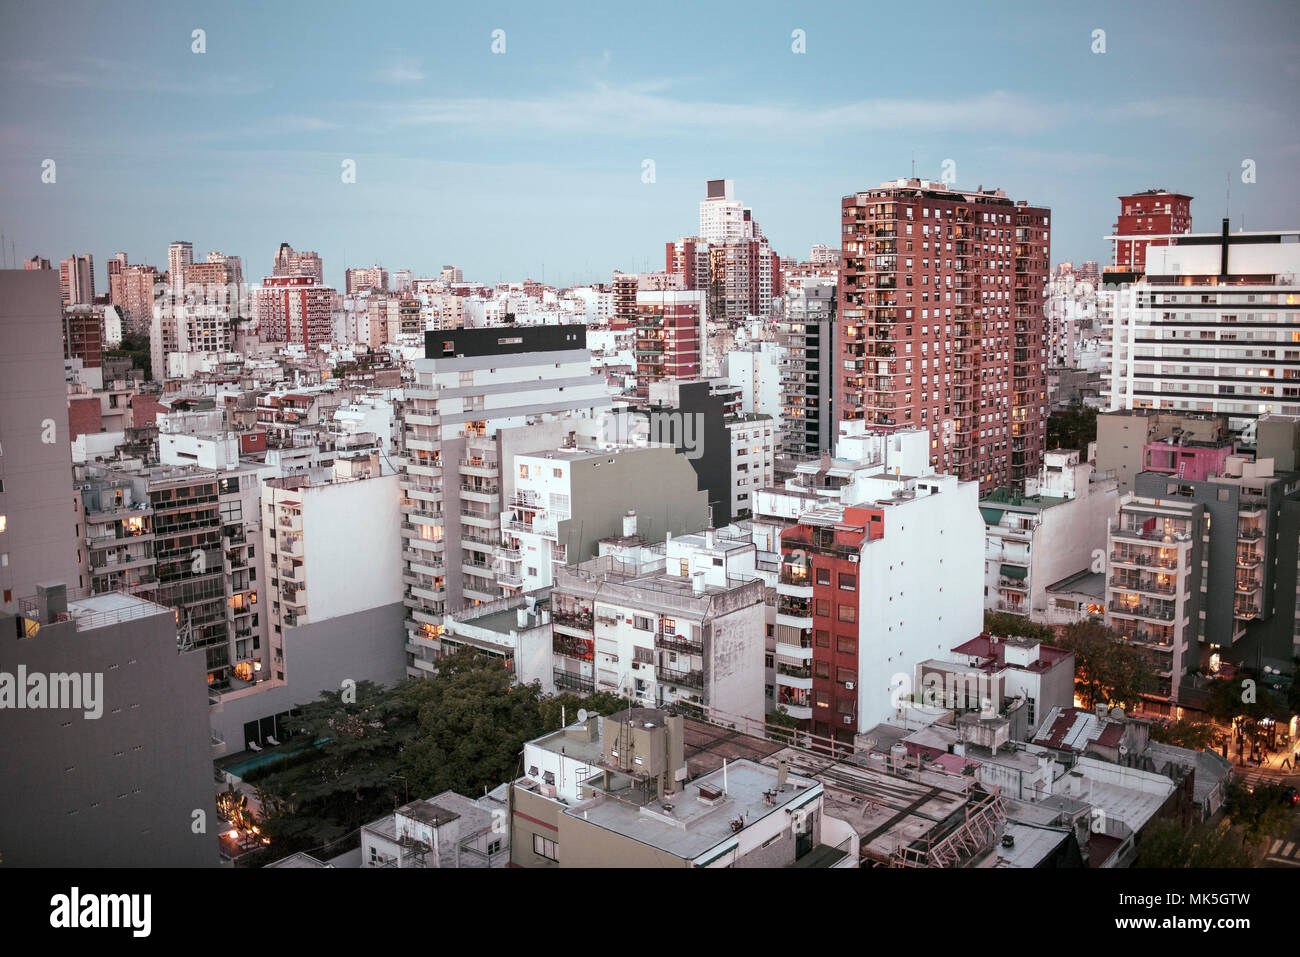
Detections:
[60, 253, 95, 307]
[502, 446, 709, 594]
[778, 278, 836, 459]
[776, 470, 985, 748]
[1101, 225, 1300, 435]
[255, 274, 335, 348]
[981, 450, 1120, 620]
[838, 178, 1051, 493]
[549, 532, 765, 721]
[399, 325, 613, 678]
[634, 289, 706, 398]
[1110, 189, 1193, 273]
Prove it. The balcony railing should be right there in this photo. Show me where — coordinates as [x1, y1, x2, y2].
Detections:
[655, 634, 703, 655]
[776, 663, 812, 679]
[553, 670, 594, 694]
[658, 666, 704, 691]
[1109, 601, 1175, 622]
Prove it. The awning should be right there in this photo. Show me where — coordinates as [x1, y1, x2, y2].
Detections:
[980, 507, 1005, 526]
[1000, 564, 1027, 580]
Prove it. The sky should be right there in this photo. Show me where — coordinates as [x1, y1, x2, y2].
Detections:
[2, 0, 1298, 291]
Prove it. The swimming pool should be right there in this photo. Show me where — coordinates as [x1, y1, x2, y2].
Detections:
[222, 738, 330, 780]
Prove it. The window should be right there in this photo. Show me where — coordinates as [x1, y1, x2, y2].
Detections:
[533, 834, 558, 861]
[837, 636, 857, 655]
[815, 661, 830, 679]
[838, 573, 856, 591]
[837, 667, 856, 685]
[815, 599, 830, 617]
[815, 568, 830, 585]
[815, 630, 831, 648]
[633, 616, 652, 631]
[837, 605, 856, 623]
[487, 839, 501, 856]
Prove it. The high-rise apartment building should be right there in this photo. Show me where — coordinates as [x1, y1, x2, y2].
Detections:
[25, 255, 51, 270]
[634, 289, 706, 398]
[272, 242, 324, 283]
[62, 304, 104, 369]
[168, 241, 193, 293]
[59, 253, 94, 307]
[838, 178, 1051, 493]
[778, 278, 836, 458]
[255, 274, 335, 348]
[346, 264, 389, 295]
[1100, 222, 1300, 437]
[664, 237, 711, 291]
[399, 325, 613, 678]
[109, 263, 160, 336]
[1110, 189, 1193, 273]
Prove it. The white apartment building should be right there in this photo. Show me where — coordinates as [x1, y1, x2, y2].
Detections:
[726, 340, 783, 419]
[1101, 227, 1300, 433]
[263, 457, 403, 666]
[550, 530, 766, 723]
[399, 325, 613, 678]
[501, 446, 709, 594]
[728, 412, 775, 519]
[981, 449, 1120, 621]
[774, 467, 985, 747]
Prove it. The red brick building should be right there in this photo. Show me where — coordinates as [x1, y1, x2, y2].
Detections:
[777, 508, 882, 748]
[1110, 189, 1193, 273]
[633, 290, 705, 399]
[838, 178, 1050, 493]
[255, 275, 335, 348]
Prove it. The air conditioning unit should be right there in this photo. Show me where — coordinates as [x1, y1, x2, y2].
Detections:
[845, 681, 855, 690]
[843, 715, 853, 725]
[848, 555, 859, 563]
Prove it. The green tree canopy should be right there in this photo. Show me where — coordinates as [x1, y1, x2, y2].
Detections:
[1223, 781, 1293, 847]
[1148, 720, 1218, 751]
[1053, 619, 1156, 710]
[982, 611, 1055, 644]
[1134, 818, 1258, 868]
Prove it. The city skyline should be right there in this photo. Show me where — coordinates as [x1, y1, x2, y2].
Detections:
[3, 0, 1299, 289]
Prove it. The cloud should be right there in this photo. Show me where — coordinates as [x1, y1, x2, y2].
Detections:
[374, 57, 426, 84]
[3, 55, 261, 95]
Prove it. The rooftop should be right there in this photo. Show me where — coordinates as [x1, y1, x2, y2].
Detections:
[65, 592, 172, 632]
[1046, 569, 1107, 600]
[565, 759, 819, 862]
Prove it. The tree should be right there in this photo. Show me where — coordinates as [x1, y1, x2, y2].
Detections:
[104, 331, 152, 380]
[1054, 619, 1156, 710]
[537, 690, 632, 733]
[399, 651, 547, 800]
[252, 679, 417, 856]
[1046, 401, 1098, 453]
[1223, 781, 1293, 847]
[982, 611, 1054, 644]
[766, 706, 800, 745]
[1135, 818, 1258, 868]
[1148, 720, 1218, 751]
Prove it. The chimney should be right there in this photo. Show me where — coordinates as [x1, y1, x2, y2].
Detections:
[540, 608, 551, 625]
[777, 759, 788, 791]
[623, 510, 637, 537]
[692, 571, 705, 597]
[517, 607, 530, 628]
[705, 528, 715, 549]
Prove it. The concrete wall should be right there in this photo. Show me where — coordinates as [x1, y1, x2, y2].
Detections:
[0, 271, 83, 609]
[0, 608, 218, 866]
[509, 786, 563, 868]
[564, 446, 710, 558]
[211, 600, 406, 748]
[300, 474, 402, 622]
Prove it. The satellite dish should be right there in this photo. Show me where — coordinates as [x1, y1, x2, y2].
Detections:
[577, 709, 589, 723]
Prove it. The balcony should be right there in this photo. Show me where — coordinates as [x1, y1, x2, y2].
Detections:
[776, 700, 813, 721]
[1110, 551, 1178, 571]
[553, 670, 594, 694]
[658, 666, 704, 691]
[552, 610, 594, 634]
[1108, 601, 1175, 623]
[655, 634, 703, 655]
[460, 483, 500, 501]
[1108, 575, 1176, 597]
